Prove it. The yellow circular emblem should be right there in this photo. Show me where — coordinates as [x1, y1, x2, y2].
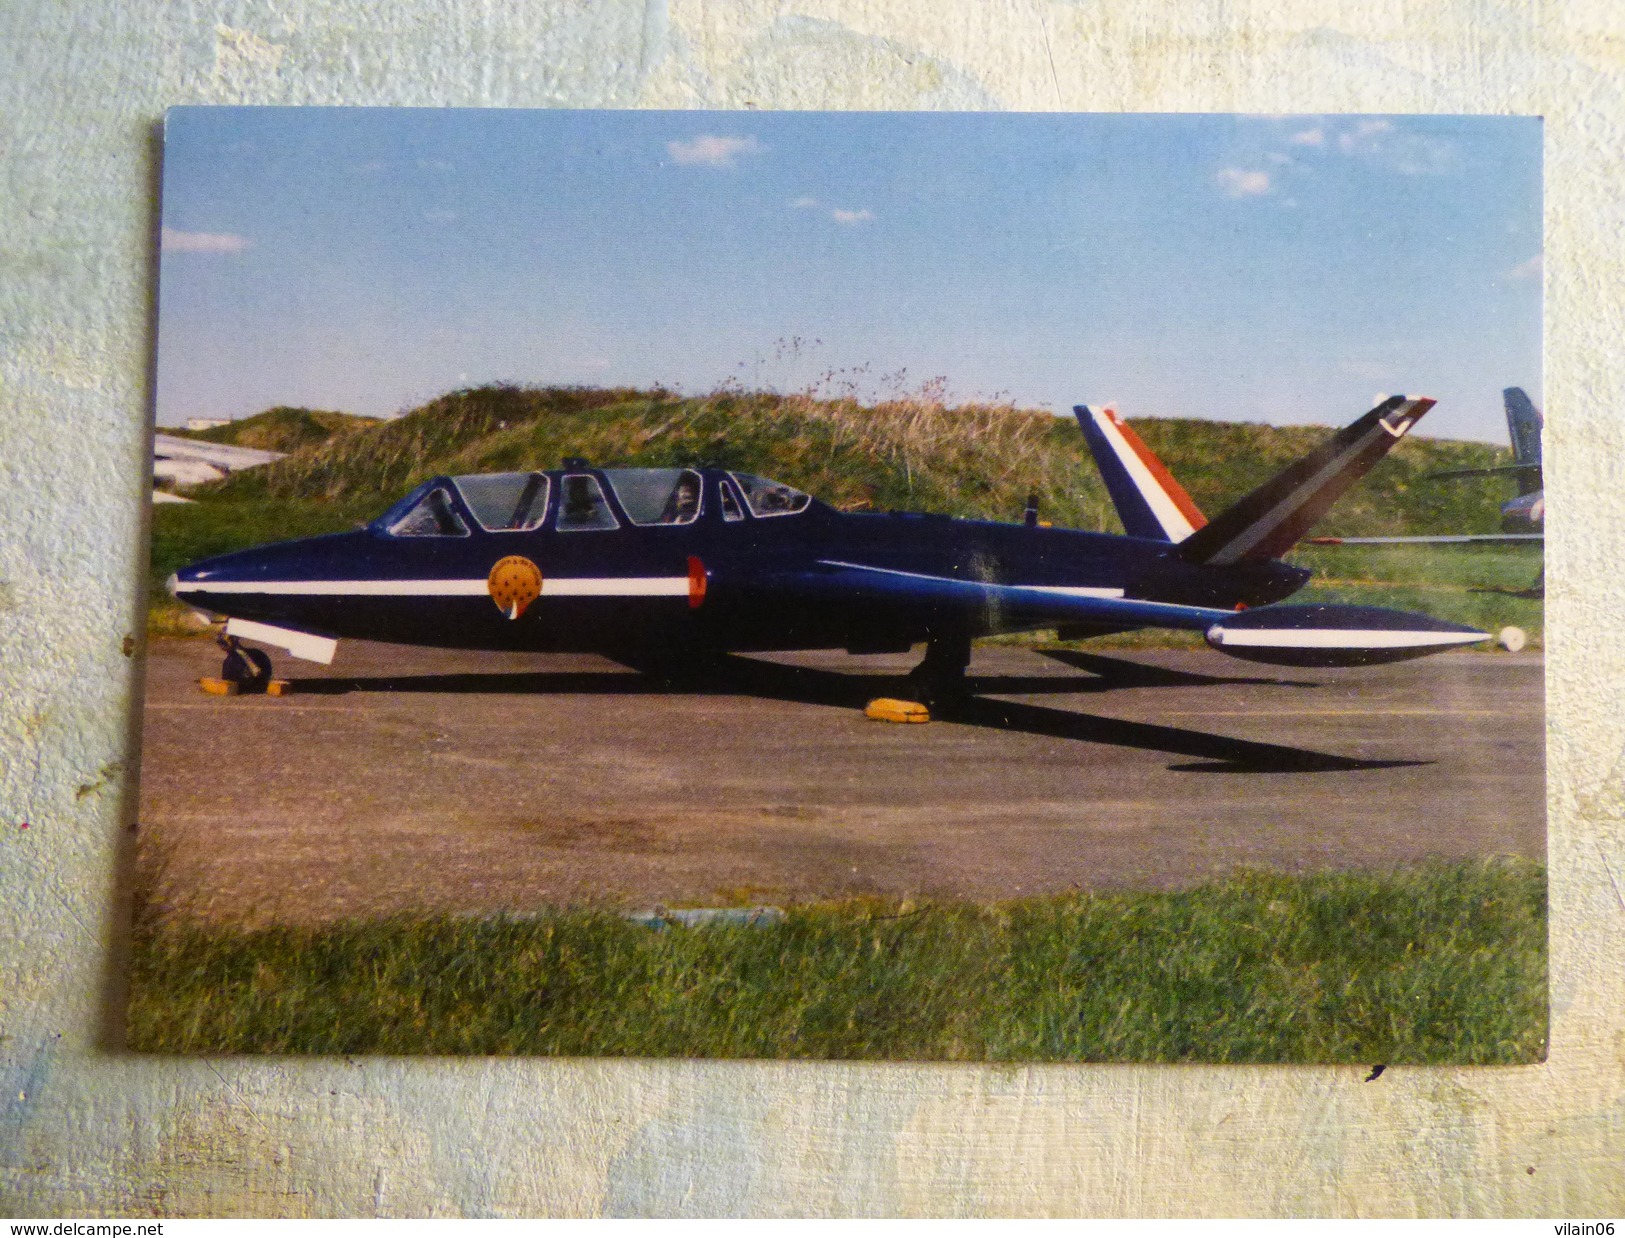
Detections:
[487, 555, 542, 620]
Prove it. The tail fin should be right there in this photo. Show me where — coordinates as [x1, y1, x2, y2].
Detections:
[1503, 387, 1543, 495]
[1176, 395, 1435, 566]
[1074, 405, 1207, 541]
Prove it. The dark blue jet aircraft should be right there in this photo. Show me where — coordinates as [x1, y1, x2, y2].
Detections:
[170, 394, 1488, 708]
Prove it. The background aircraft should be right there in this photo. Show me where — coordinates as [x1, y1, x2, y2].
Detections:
[1299, 388, 1544, 602]
[1304, 387, 1544, 548]
[152, 433, 285, 505]
[170, 395, 1488, 711]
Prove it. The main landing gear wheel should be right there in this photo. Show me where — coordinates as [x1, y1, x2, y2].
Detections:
[217, 633, 273, 693]
[905, 632, 972, 705]
[867, 633, 973, 721]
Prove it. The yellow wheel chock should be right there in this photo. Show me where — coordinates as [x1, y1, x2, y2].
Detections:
[864, 697, 931, 724]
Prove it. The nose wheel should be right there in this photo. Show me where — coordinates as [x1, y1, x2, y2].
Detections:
[217, 633, 273, 692]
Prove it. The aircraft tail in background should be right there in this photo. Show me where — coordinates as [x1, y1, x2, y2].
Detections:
[1073, 404, 1207, 542]
[1427, 387, 1543, 494]
[1503, 386, 1544, 496]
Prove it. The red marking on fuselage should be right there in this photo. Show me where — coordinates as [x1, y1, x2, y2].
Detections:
[688, 556, 707, 609]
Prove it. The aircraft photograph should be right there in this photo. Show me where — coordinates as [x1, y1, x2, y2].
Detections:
[131, 107, 1546, 1064]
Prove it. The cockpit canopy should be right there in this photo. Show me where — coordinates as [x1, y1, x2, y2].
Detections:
[730, 472, 812, 517]
[600, 468, 702, 526]
[455, 472, 551, 531]
[378, 466, 814, 536]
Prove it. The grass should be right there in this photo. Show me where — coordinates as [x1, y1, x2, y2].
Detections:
[127, 859, 1546, 1062]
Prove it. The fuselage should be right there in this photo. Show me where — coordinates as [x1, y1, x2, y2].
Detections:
[1501, 488, 1544, 534]
[172, 465, 1309, 657]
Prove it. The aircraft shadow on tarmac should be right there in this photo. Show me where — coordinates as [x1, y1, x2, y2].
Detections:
[1036, 648, 1322, 691]
[283, 649, 1423, 775]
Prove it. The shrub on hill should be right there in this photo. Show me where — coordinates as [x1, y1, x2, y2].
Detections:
[173, 406, 380, 454]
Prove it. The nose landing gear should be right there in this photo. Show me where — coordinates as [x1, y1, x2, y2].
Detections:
[198, 633, 276, 696]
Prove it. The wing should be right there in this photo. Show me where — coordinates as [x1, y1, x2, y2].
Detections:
[1427, 464, 1534, 481]
[757, 560, 1487, 666]
[779, 559, 1229, 632]
[1306, 534, 1543, 546]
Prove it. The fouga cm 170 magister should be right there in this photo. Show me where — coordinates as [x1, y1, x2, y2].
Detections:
[168, 394, 1490, 712]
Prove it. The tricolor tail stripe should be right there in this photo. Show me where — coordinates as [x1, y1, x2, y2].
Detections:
[1074, 405, 1207, 542]
[1176, 395, 1435, 566]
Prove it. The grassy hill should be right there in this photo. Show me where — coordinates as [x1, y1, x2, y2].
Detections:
[153, 384, 1542, 641]
[203, 383, 1519, 537]
[168, 406, 381, 454]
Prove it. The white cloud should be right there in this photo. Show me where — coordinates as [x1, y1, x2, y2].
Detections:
[1289, 126, 1325, 146]
[1338, 118, 1394, 154]
[666, 134, 762, 167]
[1216, 168, 1272, 198]
[1335, 118, 1454, 174]
[1506, 253, 1543, 282]
[161, 227, 251, 254]
[790, 197, 874, 224]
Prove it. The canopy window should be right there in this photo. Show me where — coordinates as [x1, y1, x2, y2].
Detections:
[731, 473, 812, 517]
[602, 468, 704, 526]
[453, 472, 550, 532]
[719, 479, 746, 522]
[388, 487, 468, 537]
[556, 474, 620, 532]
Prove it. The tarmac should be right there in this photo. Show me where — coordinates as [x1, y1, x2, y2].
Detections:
[134, 637, 1546, 925]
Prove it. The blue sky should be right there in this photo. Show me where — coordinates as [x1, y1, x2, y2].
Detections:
[157, 108, 1541, 443]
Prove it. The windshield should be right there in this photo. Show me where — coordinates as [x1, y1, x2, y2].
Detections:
[602, 468, 703, 526]
[452, 472, 550, 531]
[387, 486, 468, 537]
[731, 472, 812, 518]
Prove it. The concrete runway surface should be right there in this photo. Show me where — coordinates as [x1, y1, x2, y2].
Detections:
[134, 638, 1545, 925]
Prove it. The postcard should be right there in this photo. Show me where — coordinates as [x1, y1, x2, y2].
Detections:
[132, 107, 1545, 1061]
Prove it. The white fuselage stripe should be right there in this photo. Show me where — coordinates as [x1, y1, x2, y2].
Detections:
[1209, 399, 1425, 565]
[1094, 410, 1197, 542]
[175, 577, 691, 597]
[816, 560, 1126, 599]
[1212, 628, 1484, 649]
[1017, 585, 1128, 598]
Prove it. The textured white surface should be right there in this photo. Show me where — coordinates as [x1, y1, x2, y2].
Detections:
[1, 0, 1622, 1217]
